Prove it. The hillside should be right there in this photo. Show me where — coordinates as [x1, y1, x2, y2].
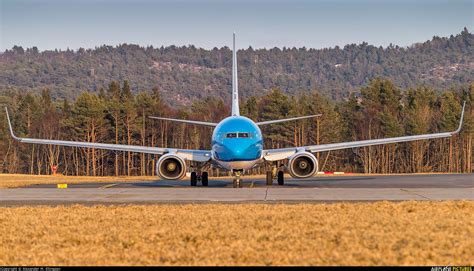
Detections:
[0, 28, 472, 105]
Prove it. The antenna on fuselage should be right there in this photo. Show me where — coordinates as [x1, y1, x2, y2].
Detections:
[231, 32, 240, 116]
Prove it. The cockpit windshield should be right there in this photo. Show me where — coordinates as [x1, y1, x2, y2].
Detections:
[226, 133, 237, 138]
[226, 132, 250, 138]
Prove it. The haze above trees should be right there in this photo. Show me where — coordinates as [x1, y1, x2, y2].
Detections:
[1, 28, 472, 105]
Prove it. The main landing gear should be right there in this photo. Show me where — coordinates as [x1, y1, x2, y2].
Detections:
[277, 170, 284, 185]
[190, 171, 209, 187]
[265, 164, 285, 186]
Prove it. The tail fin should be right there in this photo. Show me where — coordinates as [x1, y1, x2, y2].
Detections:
[231, 32, 240, 116]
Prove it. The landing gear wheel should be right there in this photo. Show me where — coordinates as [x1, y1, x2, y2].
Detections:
[190, 172, 197, 186]
[233, 177, 243, 188]
[232, 170, 243, 188]
[202, 172, 209, 187]
[266, 171, 273, 185]
[277, 171, 284, 186]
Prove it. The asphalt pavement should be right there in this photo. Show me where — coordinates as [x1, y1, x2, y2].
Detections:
[1, 173, 472, 205]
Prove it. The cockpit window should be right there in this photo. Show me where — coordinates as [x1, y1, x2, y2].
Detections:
[226, 132, 250, 138]
[226, 133, 237, 138]
[238, 133, 249, 138]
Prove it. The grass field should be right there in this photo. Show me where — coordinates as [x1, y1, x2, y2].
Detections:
[0, 201, 472, 266]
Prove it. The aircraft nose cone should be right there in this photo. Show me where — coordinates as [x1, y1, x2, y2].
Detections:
[214, 138, 262, 161]
[233, 148, 243, 155]
[227, 144, 259, 160]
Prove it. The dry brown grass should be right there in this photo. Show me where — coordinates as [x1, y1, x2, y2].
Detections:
[0, 201, 472, 266]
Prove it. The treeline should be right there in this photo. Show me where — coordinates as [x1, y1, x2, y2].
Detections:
[0, 78, 472, 176]
[1, 29, 472, 106]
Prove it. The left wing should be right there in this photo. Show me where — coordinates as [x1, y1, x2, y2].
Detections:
[5, 108, 211, 162]
[264, 102, 466, 161]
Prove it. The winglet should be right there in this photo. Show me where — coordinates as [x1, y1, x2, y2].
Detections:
[4, 107, 19, 140]
[452, 101, 466, 135]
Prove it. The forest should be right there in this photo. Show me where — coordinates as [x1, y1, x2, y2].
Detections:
[0, 78, 472, 176]
[0, 28, 472, 106]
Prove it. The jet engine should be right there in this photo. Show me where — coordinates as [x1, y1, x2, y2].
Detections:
[287, 152, 318, 178]
[156, 154, 187, 180]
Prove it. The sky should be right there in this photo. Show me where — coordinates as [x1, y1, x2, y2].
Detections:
[0, 0, 472, 51]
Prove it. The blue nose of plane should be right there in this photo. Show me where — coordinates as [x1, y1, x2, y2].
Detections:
[215, 141, 262, 161]
[211, 115, 264, 162]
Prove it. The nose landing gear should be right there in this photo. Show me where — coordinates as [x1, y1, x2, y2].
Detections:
[232, 170, 243, 188]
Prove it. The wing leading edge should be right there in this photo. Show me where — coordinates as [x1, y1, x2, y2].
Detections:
[264, 102, 466, 161]
[5, 108, 211, 162]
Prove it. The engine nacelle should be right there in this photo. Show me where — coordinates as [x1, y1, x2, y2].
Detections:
[288, 152, 318, 178]
[156, 154, 187, 180]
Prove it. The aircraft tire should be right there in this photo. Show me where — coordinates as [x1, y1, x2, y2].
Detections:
[266, 171, 273, 185]
[191, 172, 197, 186]
[233, 177, 243, 188]
[233, 178, 238, 188]
[202, 172, 209, 186]
[277, 171, 284, 185]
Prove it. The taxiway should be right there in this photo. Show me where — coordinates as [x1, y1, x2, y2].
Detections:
[0, 174, 472, 205]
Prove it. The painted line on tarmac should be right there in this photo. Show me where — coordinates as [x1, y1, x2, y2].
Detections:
[400, 188, 431, 200]
[99, 183, 119, 189]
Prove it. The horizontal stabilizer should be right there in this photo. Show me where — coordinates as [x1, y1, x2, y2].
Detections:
[148, 116, 218, 127]
[256, 114, 321, 126]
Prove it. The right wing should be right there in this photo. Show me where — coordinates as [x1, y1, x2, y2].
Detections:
[264, 102, 466, 161]
[5, 108, 211, 162]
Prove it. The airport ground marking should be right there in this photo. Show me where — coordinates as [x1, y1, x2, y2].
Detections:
[99, 183, 119, 189]
[400, 188, 431, 200]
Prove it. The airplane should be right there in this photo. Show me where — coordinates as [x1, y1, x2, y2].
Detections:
[4, 33, 466, 188]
